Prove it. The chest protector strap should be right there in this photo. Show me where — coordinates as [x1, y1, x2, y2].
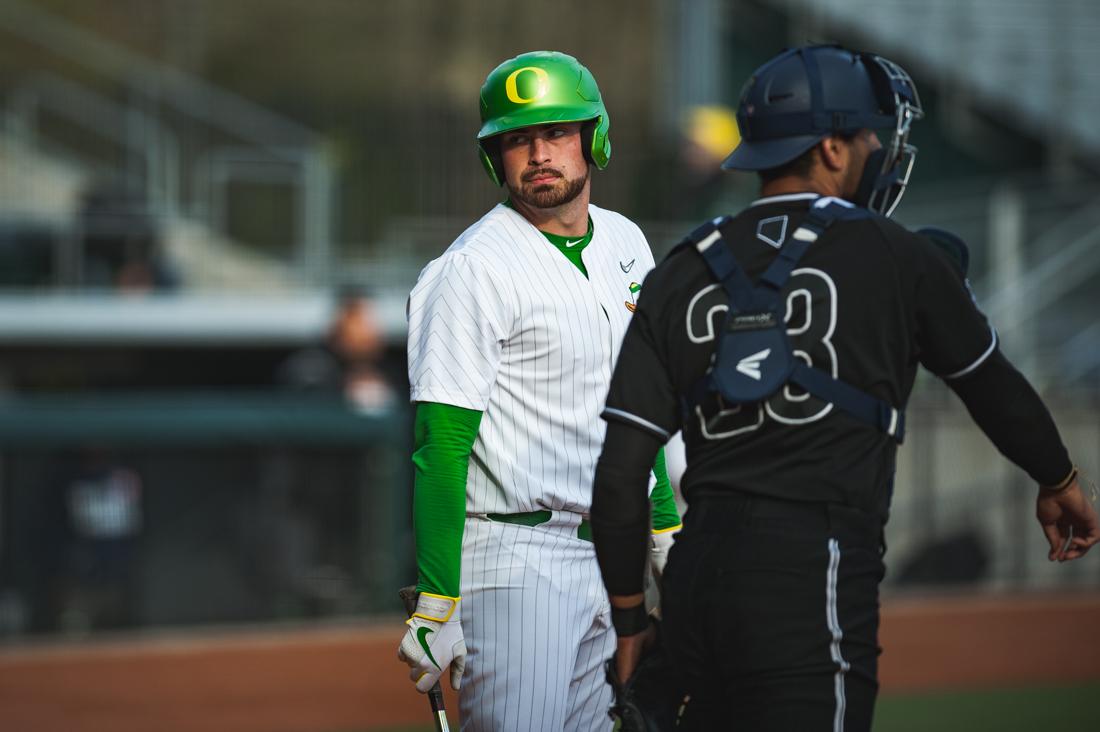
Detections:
[686, 199, 905, 442]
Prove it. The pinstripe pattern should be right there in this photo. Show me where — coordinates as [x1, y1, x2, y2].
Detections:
[460, 517, 615, 731]
[407, 202, 654, 730]
[407, 203, 654, 515]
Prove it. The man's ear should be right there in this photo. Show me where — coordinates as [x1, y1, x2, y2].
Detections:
[817, 135, 846, 172]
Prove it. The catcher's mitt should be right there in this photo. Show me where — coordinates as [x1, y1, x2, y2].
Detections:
[606, 623, 687, 731]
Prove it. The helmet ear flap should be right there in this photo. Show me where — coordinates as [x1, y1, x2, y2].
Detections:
[478, 138, 505, 186]
[580, 121, 595, 165]
[582, 117, 611, 170]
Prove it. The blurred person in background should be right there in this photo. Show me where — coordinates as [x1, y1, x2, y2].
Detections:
[592, 44, 1100, 730]
[399, 51, 681, 730]
[78, 183, 179, 293]
[671, 105, 744, 220]
[277, 285, 394, 413]
[50, 446, 144, 633]
[635, 104, 749, 223]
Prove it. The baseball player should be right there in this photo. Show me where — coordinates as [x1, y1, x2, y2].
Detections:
[591, 44, 1100, 730]
[398, 51, 682, 731]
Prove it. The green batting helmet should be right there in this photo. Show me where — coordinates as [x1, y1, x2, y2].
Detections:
[477, 51, 611, 186]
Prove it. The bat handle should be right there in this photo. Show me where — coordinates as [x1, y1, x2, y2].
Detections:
[400, 588, 419, 617]
[428, 685, 449, 731]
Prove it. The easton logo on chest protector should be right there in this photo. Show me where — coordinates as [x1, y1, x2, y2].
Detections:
[736, 349, 771, 380]
[682, 199, 906, 442]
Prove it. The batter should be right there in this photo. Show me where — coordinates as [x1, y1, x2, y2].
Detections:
[398, 50, 682, 731]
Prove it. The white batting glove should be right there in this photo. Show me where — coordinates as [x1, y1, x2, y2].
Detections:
[398, 593, 466, 692]
[649, 525, 681, 583]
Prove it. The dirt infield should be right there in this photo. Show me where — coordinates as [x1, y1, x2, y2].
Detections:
[879, 592, 1100, 690]
[1, 592, 1098, 732]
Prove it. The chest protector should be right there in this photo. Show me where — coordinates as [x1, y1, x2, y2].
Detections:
[686, 198, 905, 442]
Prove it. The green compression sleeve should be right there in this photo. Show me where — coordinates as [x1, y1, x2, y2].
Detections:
[412, 401, 482, 598]
[649, 447, 682, 532]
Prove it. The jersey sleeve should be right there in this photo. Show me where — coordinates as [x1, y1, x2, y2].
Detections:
[407, 252, 513, 409]
[602, 281, 681, 441]
[911, 236, 998, 379]
[946, 349, 1071, 485]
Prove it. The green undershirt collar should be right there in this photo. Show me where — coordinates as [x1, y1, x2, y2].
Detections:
[504, 198, 593, 277]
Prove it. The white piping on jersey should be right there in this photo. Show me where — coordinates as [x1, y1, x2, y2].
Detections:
[792, 196, 855, 243]
[751, 192, 820, 207]
[812, 196, 855, 210]
[603, 408, 672, 441]
[943, 328, 999, 380]
[826, 538, 850, 732]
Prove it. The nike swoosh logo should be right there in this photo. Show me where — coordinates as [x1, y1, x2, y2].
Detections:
[620, 259, 635, 273]
[565, 239, 582, 247]
[417, 626, 441, 670]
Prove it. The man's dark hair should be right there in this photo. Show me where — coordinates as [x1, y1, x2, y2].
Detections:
[758, 147, 816, 184]
[757, 131, 860, 185]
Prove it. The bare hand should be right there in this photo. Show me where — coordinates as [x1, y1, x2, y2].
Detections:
[1037, 478, 1100, 562]
[614, 622, 657, 682]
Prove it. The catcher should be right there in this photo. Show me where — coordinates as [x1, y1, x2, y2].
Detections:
[592, 43, 1099, 731]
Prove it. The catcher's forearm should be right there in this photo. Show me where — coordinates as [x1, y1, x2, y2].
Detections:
[946, 349, 1071, 485]
[610, 594, 649, 639]
[592, 421, 662, 597]
[611, 593, 646, 615]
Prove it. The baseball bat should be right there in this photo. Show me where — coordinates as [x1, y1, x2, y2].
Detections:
[399, 585, 450, 732]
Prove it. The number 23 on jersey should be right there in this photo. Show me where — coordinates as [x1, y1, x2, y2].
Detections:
[687, 268, 838, 439]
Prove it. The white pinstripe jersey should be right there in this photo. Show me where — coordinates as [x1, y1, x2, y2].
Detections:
[407, 202, 655, 515]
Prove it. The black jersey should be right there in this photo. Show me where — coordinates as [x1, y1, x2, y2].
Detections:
[603, 193, 997, 518]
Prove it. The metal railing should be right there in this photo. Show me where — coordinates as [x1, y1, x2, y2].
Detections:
[0, 0, 334, 286]
[773, 0, 1100, 156]
[897, 175, 1100, 389]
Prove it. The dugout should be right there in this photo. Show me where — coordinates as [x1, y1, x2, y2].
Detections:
[0, 293, 414, 641]
[0, 391, 412, 638]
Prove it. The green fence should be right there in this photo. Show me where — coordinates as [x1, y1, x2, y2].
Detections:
[0, 392, 412, 639]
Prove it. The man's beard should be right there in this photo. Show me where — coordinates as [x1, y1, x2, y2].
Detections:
[510, 166, 589, 209]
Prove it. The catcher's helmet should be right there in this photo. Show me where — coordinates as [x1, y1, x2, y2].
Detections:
[477, 51, 611, 186]
[723, 44, 923, 216]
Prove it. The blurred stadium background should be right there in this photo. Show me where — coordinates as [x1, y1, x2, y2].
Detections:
[0, 0, 1097, 729]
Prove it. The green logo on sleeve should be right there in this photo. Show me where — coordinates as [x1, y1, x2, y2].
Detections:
[626, 281, 642, 312]
[417, 626, 441, 670]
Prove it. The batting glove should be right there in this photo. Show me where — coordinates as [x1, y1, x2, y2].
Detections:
[398, 593, 466, 692]
[649, 525, 681, 583]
